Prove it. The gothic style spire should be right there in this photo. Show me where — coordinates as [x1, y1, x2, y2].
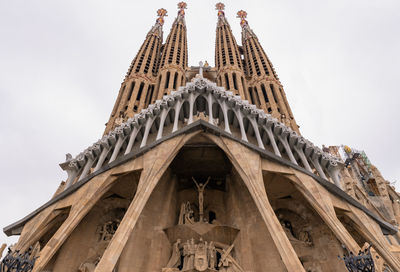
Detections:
[214, 3, 247, 99]
[104, 9, 167, 134]
[238, 10, 300, 133]
[154, 2, 188, 100]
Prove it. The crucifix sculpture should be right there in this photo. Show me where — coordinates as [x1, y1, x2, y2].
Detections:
[192, 176, 210, 222]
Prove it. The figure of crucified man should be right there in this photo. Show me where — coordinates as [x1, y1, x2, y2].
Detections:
[192, 176, 210, 222]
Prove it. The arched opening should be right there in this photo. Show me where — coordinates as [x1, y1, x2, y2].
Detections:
[224, 73, 230, 90]
[45, 171, 140, 271]
[173, 72, 178, 90]
[264, 172, 347, 271]
[233, 73, 238, 91]
[165, 72, 170, 89]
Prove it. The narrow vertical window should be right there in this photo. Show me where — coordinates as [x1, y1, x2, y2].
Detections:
[233, 73, 238, 90]
[173, 72, 178, 90]
[254, 86, 261, 105]
[224, 74, 230, 90]
[248, 87, 255, 104]
[136, 82, 144, 102]
[165, 72, 170, 89]
[261, 84, 269, 103]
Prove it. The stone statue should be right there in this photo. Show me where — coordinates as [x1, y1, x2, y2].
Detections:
[182, 241, 190, 270]
[182, 238, 197, 270]
[194, 238, 208, 271]
[192, 177, 211, 222]
[179, 202, 195, 225]
[208, 241, 217, 269]
[166, 239, 182, 268]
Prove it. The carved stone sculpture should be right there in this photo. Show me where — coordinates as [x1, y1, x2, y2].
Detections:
[207, 241, 217, 269]
[166, 239, 182, 268]
[179, 202, 195, 225]
[192, 177, 210, 222]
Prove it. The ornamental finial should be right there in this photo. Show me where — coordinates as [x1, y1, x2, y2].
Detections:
[236, 10, 248, 27]
[216, 3, 225, 17]
[156, 8, 168, 26]
[177, 2, 187, 17]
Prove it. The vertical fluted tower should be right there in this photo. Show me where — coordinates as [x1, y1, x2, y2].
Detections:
[214, 3, 247, 99]
[237, 10, 300, 133]
[104, 9, 167, 134]
[154, 2, 188, 100]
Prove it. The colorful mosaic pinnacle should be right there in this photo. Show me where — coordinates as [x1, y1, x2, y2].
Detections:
[216, 2, 225, 17]
[177, 1, 187, 16]
[156, 8, 167, 26]
[237, 9, 248, 27]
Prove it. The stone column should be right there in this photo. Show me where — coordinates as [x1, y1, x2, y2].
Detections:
[207, 135, 306, 272]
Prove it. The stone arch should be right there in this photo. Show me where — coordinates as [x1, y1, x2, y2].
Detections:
[264, 171, 347, 271]
[45, 171, 140, 271]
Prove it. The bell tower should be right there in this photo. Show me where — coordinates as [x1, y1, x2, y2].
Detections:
[104, 9, 167, 134]
[154, 2, 188, 100]
[237, 10, 300, 133]
[214, 3, 247, 98]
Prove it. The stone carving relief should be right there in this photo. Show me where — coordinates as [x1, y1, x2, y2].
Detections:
[163, 238, 243, 272]
[163, 176, 244, 272]
[78, 205, 126, 272]
[179, 202, 195, 225]
[278, 214, 313, 247]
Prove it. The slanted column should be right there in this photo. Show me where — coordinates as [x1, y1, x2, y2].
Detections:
[94, 133, 192, 272]
[310, 152, 328, 179]
[293, 146, 312, 172]
[109, 129, 126, 163]
[125, 126, 140, 154]
[64, 161, 79, 189]
[248, 117, 264, 149]
[263, 125, 281, 157]
[219, 99, 231, 134]
[214, 137, 306, 272]
[172, 99, 183, 132]
[93, 139, 111, 172]
[156, 108, 169, 140]
[140, 116, 155, 148]
[234, 109, 248, 142]
[327, 163, 343, 189]
[78, 157, 94, 181]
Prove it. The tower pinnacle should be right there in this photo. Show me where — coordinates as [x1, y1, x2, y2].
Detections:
[177, 2, 187, 17]
[156, 8, 168, 26]
[237, 10, 299, 132]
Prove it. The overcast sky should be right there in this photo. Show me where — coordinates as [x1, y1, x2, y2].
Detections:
[1, 0, 399, 246]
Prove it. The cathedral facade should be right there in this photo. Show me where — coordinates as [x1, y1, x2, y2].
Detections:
[2, 3, 400, 272]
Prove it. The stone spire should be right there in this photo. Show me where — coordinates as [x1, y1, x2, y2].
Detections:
[104, 9, 167, 134]
[237, 10, 300, 133]
[214, 3, 247, 98]
[154, 2, 188, 100]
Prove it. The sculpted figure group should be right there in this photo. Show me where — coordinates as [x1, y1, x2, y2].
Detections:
[166, 238, 217, 271]
[165, 238, 244, 272]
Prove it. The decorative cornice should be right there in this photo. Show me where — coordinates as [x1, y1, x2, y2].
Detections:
[62, 75, 343, 192]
